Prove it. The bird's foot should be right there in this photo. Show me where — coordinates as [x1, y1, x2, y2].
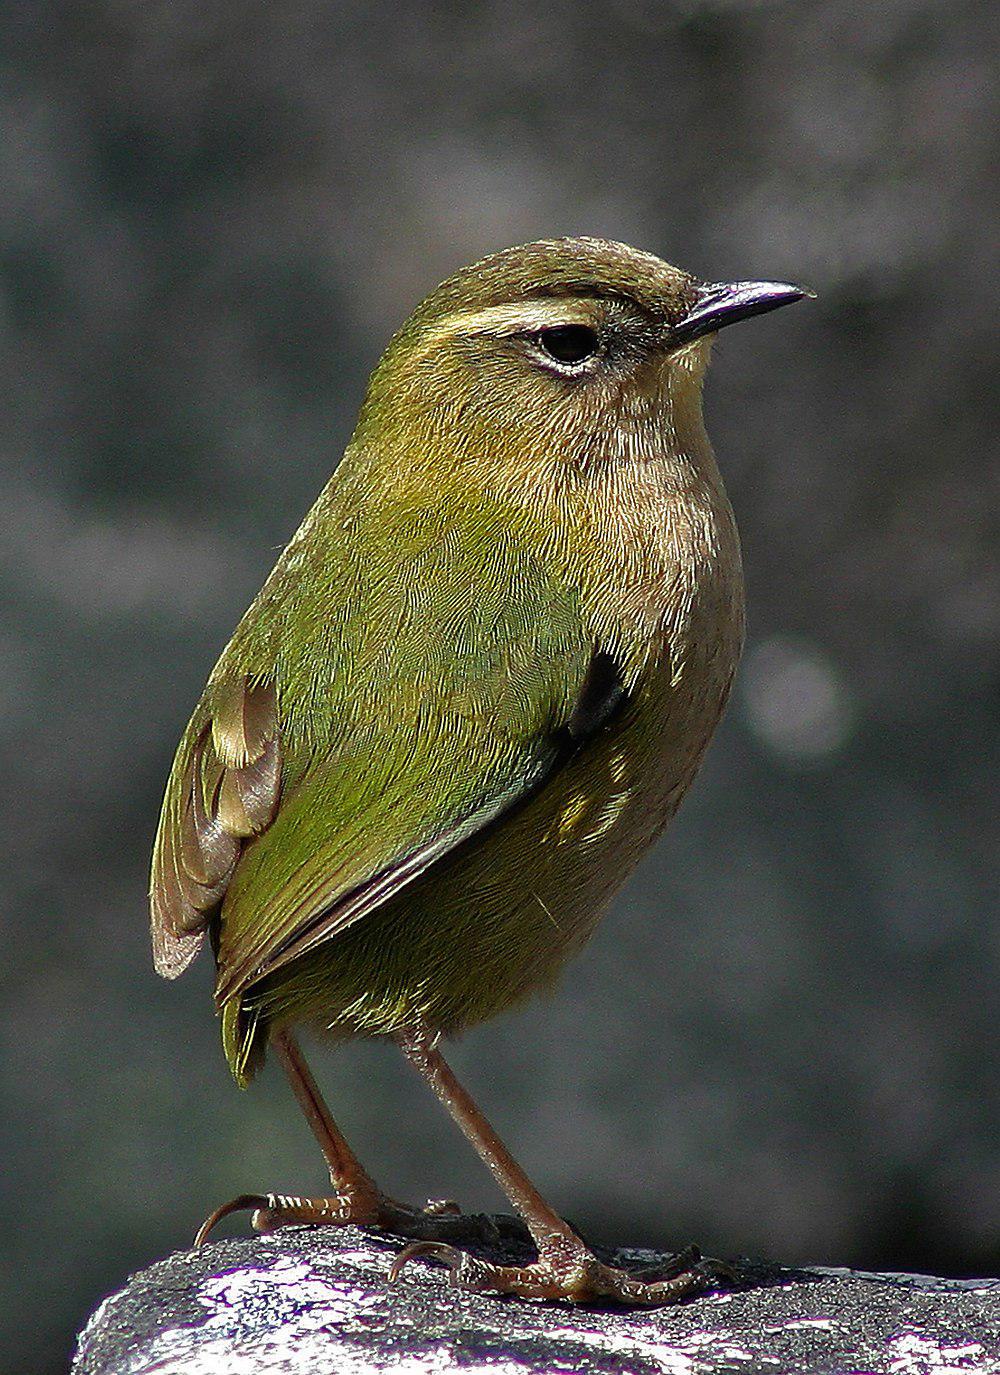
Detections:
[390, 1238, 735, 1307]
[194, 1189, 385, 1245]
[193, 1189, 518, 1249]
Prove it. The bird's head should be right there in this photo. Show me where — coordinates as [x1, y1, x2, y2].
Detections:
[353, 237, 807, 485]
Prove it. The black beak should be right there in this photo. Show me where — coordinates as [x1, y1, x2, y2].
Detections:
[672, 280, 811, 346]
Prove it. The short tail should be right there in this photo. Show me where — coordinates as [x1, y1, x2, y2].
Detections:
[221, 997, 267, 1088]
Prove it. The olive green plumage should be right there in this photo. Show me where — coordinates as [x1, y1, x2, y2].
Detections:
[150, 237, 798, 1087]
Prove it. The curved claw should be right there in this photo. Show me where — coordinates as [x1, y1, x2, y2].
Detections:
[194, 1193, 272, 1247]
[422, 1197, 463, 1217]
[657, 1243, 701, 1277]
[388, 1240, 463, 1283]
[696, 1254, 740, 1285]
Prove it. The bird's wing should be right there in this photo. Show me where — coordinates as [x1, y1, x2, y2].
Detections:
[150, 489, 623, 1005]
[149, 676, 281, 978]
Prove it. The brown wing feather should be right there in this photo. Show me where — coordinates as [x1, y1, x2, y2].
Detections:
[150, 678, 280, 978]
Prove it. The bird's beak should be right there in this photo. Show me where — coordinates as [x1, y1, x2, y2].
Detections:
[672, 280, 811, 347]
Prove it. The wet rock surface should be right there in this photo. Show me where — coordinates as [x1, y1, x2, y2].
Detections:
[73, 1219, 1000, 1374]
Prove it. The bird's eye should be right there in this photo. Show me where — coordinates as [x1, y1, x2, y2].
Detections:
[536, 324, 600, 366]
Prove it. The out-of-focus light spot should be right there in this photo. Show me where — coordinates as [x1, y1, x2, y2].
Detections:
[740, 634, 857, 765]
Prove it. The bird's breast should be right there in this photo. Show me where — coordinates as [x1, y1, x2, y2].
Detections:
[532, 473, 745, 936]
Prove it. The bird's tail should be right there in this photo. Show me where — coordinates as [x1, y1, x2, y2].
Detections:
[221, 997, 267, 1088]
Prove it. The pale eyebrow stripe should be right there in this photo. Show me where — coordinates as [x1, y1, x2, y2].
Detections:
[421, 300, 598, 345]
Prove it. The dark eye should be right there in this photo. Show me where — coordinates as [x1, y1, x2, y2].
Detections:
[537, 324, 599, 366]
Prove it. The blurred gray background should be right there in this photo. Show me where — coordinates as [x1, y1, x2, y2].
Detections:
[2, 1, 996, 1370]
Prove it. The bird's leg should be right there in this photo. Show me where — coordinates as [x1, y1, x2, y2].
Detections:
[195, 1028, 463, 1245]
[390, 1027, 731, 1307]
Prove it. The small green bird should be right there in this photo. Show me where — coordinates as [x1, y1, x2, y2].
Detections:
[151, 237, 806, 1305]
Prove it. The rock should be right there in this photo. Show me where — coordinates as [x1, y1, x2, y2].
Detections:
[73, 1220, 1000, 1375]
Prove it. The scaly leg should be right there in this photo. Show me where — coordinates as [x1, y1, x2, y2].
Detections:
[195, 1028, 463, 1245]
[391, 1027, 731, 1306]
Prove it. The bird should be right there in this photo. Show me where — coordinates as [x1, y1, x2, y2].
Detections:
[150, 236, 807, 1305]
